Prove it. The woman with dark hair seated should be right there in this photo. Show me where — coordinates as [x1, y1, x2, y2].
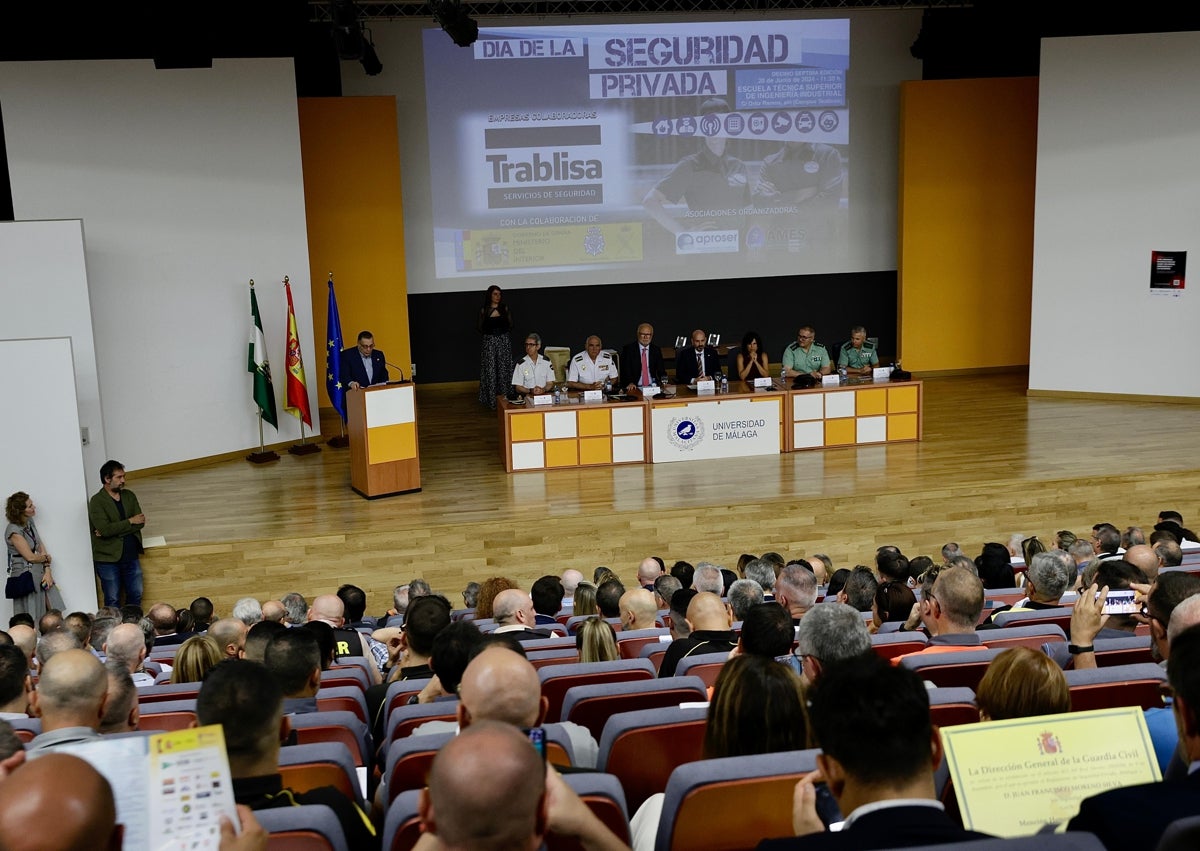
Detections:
[630, 654, 809, 849]
[735, 331, 770, 382]
[871, 581, 917, 634]
[975, 542, 1016, 589]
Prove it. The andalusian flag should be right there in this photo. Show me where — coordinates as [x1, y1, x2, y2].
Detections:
[248, 281, 278, 428]
[283, 277, 313, 427]
[325, 275, 347, 422]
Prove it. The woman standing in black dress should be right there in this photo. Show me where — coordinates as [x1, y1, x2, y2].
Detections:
[477, 285, 514, 410]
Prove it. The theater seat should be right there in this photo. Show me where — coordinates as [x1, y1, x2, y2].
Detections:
[638, 643, 670, 673]
[597, 706, 707, 810]
[538, 659, 655, 724]
[674, 652, 729, 687]
[279, 742, 365, 808]
[900, 648, 1008, 690]
[991, 607, 1074, 633]
[1158, 814, 1200, 851]
[315, 686, 369, 725]
[654, 749, 821, 851]
[253, 804, 349, 851]
[560, 676, 708, 740]
[1064, 663, 1167, 711]
[548, 772, 630, 851]
[382, 789, 423, 851]
[617, 628, 671, 660]
[137, 681, 202, 705]
[870, 631, 929, 660]
[978, 624, 1067, 651]
[290, 710, 372, 768]
[927, 687, 979, 728]
[383, 700, 460, 747]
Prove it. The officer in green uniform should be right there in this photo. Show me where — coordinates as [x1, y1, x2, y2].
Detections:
[838, 326, 879, 376]
[782, 326, 831, 379]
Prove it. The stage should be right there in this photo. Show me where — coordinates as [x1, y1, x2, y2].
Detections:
[133, 373, 1200, 615]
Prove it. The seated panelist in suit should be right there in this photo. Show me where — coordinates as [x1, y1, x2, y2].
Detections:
[620, 322, 665, 391]
[340, 330, 389, 389]
[675, 329, 723, 385]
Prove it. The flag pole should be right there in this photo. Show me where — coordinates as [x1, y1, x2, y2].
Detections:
[283, 275, 320, 456]
[326, 271, 350, 448]
[246, 278, 280, 464]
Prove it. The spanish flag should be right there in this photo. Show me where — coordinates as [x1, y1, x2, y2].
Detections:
[283, 277, 312, 427]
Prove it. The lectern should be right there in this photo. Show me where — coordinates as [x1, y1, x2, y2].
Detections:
[347, 383, 421, 498]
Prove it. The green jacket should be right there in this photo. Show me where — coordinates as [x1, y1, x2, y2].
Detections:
[88, 487, 144, 563]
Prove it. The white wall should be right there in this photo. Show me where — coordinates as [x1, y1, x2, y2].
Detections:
[0, 339, 97, 617]
[0, 59, 319, 470]
[1030, 32, 1200, 397]
[0, 220, 107, 476]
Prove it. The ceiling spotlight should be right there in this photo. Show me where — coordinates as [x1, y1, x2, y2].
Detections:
[360, 31, 383, 76]
[431, 0, 479, 48]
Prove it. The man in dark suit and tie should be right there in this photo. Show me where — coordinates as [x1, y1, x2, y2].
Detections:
[1067, 625, 1200, 849]
[620, 322, 665, 391]
[757, 655, 990, 849]
[674, 329, 723, 385]
[340, 330, 389, 389]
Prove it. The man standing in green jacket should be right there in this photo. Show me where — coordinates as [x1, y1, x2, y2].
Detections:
[87, 460, 146, 608]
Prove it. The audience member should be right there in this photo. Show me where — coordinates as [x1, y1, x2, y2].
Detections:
[691, 563, 724, 595]
[492, 589, 552, 641]
[99, 661, 139, 734]
[795, 603, 872, 685]
[984, 550, 1072, 623]
[63, 611, 91, 646]
[307, 594, 384, 684]
[743, 559, 777, 599]
[1068, 626, 1200, 849]
[196, 659, 377, 849]
[475, 576, 518, 620]
[416, 721, 626, 851]
[658, 592, 735, 678]
[244, 620, 287, 663]
[775, 564, 818, 624]
[260, 599, 287, 623]
[670, 560, 695, 590]
[894, 568, 986, 663]
[974, 542, 1016, 589]
[338, 583, 375, 630]
[558, 572, 581, 607]
[652, 575, 682, 612]
[208, 617, 249, 660]
[572, 582, 599, 617]
[667, 589, 697, 642]
[636, 557, 664, 591]
[596, 579, 626, 618]
[825, 568, 851, 599]
[727, 579, 765, 621]
[577, 617, 619, 663]
[737, 603, 796, 662]
[171, 635, 223, 684]
[264, 628, 323, 714]
[232, 597, 264, 626]
[759, 656, 989, 849]
[531, 575, 565, 627]
[35, 629, 81, 670]
[0, 753, 124, 851]
[618, 588, 660, 631]
[836, 566, 878, 612]
[26, 649, 108, 755]
[0, 644, 31, 718]
[280, 592, 307, 626]
[462, 580, 482, 609]
[103, 622, 154, 687]
[871, 581, 916, 632]
[975, 647, 1070, 721]
[190, 596, 215, 631]
[37, 610, 63, 636]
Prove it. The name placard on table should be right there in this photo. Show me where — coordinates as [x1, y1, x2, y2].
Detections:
[753, 377, 774, 389]
[695, 379, 716, 394]
[583, 389, 604, 403]
[941, 707, 1160, 836]
[531, 393, 553, 406]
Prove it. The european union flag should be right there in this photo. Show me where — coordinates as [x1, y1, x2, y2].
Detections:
[325, 276, 346, 422]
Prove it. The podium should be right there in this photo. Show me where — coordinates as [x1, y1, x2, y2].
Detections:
[347, 382, 422, 498]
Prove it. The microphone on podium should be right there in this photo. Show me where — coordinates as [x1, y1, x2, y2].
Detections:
[385, 361, 408, 383]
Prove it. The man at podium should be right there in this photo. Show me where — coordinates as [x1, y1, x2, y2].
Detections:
[341, 330, 390, 389]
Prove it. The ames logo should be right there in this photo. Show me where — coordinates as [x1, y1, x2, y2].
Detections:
[667, 415, 705, 450]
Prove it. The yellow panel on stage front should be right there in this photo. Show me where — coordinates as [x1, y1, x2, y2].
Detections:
[510, 413, 545, 442]
[888, 413, 918, 441]
[825, 419, 856, 446]
[545, 439, 579, 468]
[577, 408, 612, 437]
[579, 437, 612, 465]
[888, 385, 919, 413]
[856, 388, 888, 417]
[368, 421, 417, 464]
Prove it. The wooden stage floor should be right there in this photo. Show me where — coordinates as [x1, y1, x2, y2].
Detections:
[135, 373, 1200, 614]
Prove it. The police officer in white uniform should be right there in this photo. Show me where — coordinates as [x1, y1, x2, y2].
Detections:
[566, 335, 618, 390]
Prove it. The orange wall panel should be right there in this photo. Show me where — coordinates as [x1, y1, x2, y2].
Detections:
[298, 97, 411, 407]
[898, 78, 1038, 373]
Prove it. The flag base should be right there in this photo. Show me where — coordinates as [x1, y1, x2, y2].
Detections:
[327, 435, 350, 448]
[288, 443, 321, 456]
[246, 451, 280, 465]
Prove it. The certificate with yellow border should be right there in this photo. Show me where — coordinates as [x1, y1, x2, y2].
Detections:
[941, 707, 1161, 836]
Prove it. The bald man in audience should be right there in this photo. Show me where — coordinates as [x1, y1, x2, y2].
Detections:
[1123, 544, 1161, 581]
[104, 622, 155, 686]
[560, 569, 584, 608]
[658, 592, 736, 677]
[619, 588, 660, 631]
[775, 563, 819, 625]
[99, 662, 139, 734]
[261, 599, 287, 623]
[0, 753, 124, 851]
[492, 589, 552, 641]
[26, 649, 108, 755]
[209, 617, 249, 660]
[636, 557, 664, 591]
[411, 645, 598, 769]
[307, 594, 383, 684]
[416, 721, 630, 851]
